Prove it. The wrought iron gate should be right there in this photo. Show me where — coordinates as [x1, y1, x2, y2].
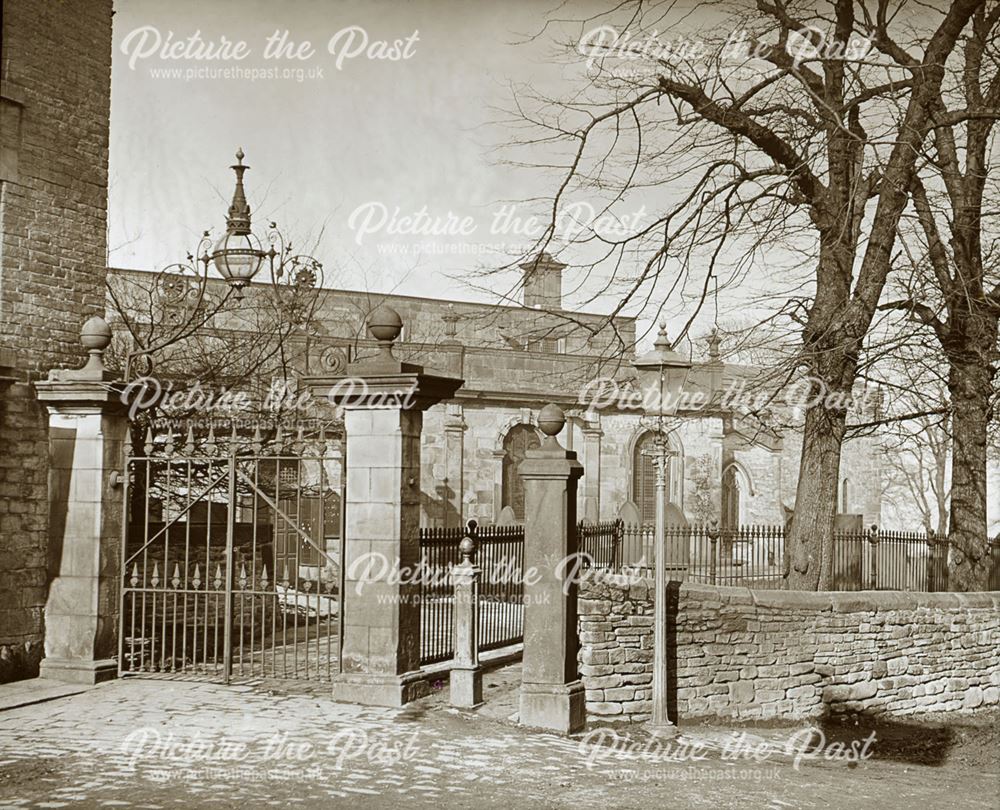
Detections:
[118, 424, 343, 683]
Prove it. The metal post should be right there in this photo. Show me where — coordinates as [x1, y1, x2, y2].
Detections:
[925, 530, 936, 592]
[222, 450, 236, 683]
[613, 519, 623, 570]
[650, 432, 675, 736]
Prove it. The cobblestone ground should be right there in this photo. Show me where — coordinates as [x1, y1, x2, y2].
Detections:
[0, 670, 996, 809]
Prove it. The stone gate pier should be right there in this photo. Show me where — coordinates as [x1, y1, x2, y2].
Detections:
[33, 317, 127, 684]
[302, 306, 463, 706]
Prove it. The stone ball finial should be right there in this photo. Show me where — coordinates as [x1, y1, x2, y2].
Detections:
[537, 403, 566, 439]
[368, 305, 403, 343]
[459, 535, 475, 562]
[459, 520, 478, 563]
[79, 315, 111, 376]
[81, 316, 112, 352]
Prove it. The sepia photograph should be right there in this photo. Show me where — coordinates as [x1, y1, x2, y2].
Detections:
[0, 0, 998, 807]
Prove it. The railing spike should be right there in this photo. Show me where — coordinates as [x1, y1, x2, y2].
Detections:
[143, 426, 154, 455]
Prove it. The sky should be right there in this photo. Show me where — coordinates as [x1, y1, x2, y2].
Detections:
[109, 1, 611, 304]
[106, 0, 859, 349]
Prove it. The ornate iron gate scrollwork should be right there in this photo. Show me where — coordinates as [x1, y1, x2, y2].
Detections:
[118, 423, 343, 683]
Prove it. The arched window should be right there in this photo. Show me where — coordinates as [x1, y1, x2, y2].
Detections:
[501, 425, 540, 520]
[632, 432, 671, 524]
[721, 463, 753, 531]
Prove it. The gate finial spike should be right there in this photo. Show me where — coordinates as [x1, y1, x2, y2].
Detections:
[214, 564, 223, 589]
[130, 563, 139, 586]
[144, 426, 154, 455]
[184, 424, 195, 454]
[260, 564, 269, 590]
[151, 563, 160, 587]
[205, 423, 217, 455]
[172, 563, 181, 588]
[252, 424, 263, 453]
[164, 427, 175, 455]
[281, 563, 290, 588]
[239, 562, 248, 589]
[192, 564, 201, 589]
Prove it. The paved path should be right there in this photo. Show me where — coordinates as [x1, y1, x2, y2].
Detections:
[0, 670, 996, 809]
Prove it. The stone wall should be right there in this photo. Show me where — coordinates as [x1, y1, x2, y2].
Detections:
[578, 573, 1000, 722]
[0, 0, 114, 682]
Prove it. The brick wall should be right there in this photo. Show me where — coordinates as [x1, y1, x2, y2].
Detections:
[0, 0, 113, 682]
[578, 573, 1000, 722]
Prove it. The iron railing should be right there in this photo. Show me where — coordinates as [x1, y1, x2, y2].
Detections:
[418, 521, 524, 665]
[577, 521, 1000, 593]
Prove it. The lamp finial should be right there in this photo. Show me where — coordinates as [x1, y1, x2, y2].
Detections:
[654, 321, 671, 352]
[226, 148, 252, 235]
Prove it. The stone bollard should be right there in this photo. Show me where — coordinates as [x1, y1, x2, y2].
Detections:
[518, 403, 586, 734]
[450, 520, 483, 708]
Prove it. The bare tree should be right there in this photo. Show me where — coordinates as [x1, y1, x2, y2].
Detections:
[877, 5, 1000, 589]
[502, 0, 989, 588]
[881, 403, 951, 536]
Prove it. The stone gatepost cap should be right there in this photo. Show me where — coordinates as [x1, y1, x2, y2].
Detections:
[518, 402, 583, 473]
[81, 316, 112, 351]
[38, 315, 119, 387]
[537, 404, 565, 446]
[368, 305, 403, 342]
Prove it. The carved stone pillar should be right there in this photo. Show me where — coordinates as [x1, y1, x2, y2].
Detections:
[443, 403, 466, 529]
[581, 418, 603, 522]
[301, 306, 463, 707]
[34, 317, 127, 684]
[518, 404, 586, 734]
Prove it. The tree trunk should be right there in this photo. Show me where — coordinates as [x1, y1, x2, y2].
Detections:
[947, 358, 992, 591]
[784, 235, 859, 591]
[785, 392, 848, 590]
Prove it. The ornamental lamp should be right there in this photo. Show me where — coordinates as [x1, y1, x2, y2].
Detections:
[209, 148, 268, 296]
[632, 322, 692, 417]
